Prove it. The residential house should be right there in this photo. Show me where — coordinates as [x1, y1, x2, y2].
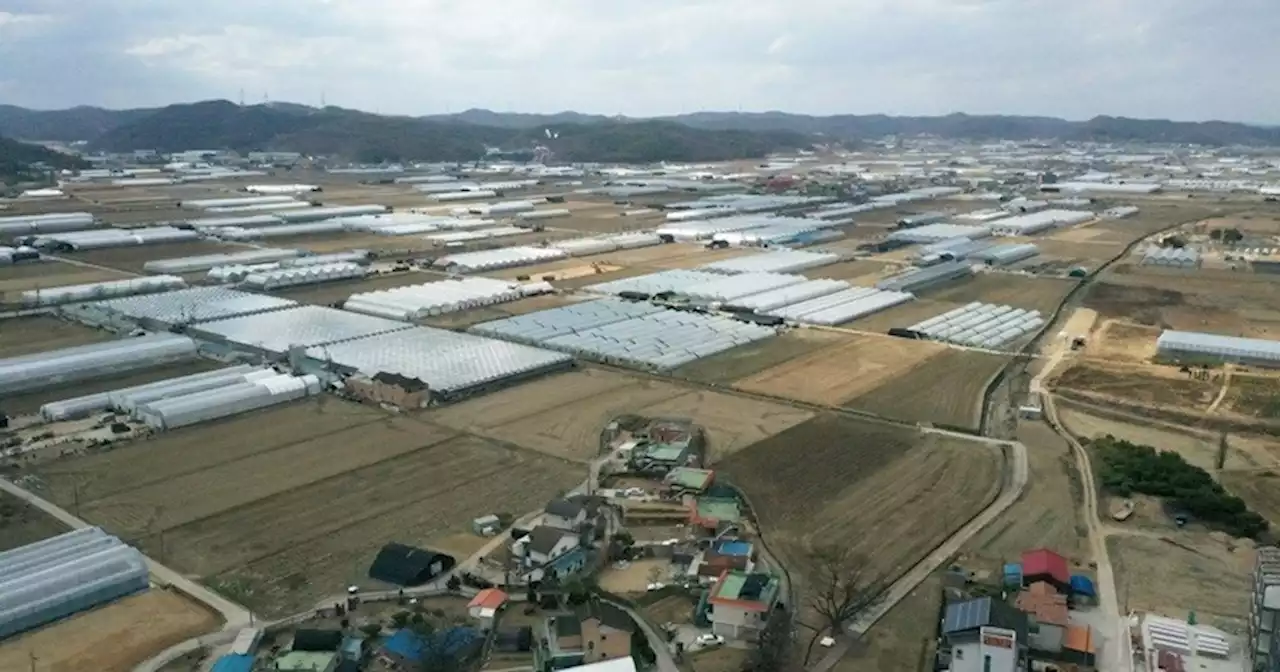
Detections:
[347, 372, 430, 409]
[1013, 581, 1068, 652]
[469, 588, 509, 628]
[517, 526, 586, 583]
[689, 496, 742, 532]
[535, 602, 635, 672]
[707, 570, 780, 641]
[544, 498, 589, 531]
[1062, 625, 1096, 668]
[687, 539, 754, 583]
[1020, 548, 1070, 593]
[941, 597, 1029, 672]
[664, 467, 714, 495]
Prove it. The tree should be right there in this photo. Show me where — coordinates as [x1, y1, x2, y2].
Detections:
[803, 544, 885, 664]
[748, 608, 795, 672]
[391, 611, 412, 629]
[446, 575, 461, 591]
[360, 623, 383, 639]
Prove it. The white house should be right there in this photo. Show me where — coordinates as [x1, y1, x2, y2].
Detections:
[706, 570, 780, 641]
[543, 498, 589, 531]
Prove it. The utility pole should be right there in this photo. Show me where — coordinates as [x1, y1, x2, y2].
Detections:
[29, 651, 37, 672]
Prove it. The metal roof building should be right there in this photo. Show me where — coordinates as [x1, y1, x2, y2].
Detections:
[1156, 330, 1280, 368]
[0, 527, 148, 640]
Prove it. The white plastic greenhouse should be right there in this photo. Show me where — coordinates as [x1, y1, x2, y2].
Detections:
[191, 305, 410, 355]
[33, 226, 199, 250]
[427, 226, 527, 243]
[20, 275, 186, 307]
[583, 270, 724, 297]
[137, 373, 321, 430]
[1156, 330, 1280, 368]
[274, 205, 388, 223]
[433, 246, 567, 273]
[765, 287, 914, 325]
[0, 333, 198, 395]
[344, 277, 529, 320]
[240, 263, 368, 290]
[308, 327, 574, 399]
[40, 365, 260, 421]
[701, 250, 840, 275]
[681, 272, 808, 303]
[908, 302, 1045, 348]
[723, 279, 851, 312]
[0, 528, 148, 640]
[470, 299, 664, 344]
[182, 195, 299, 209]
[142, 248, 303, 274]
[432, 190, 497, 202]
[0, 212, 99, 237]
[213, 220, 347, 241]
[516, 209, 572, 221]
[188, 214, 286, 229]
[69, 286, 297, 328]
[551, 233, 662, 257]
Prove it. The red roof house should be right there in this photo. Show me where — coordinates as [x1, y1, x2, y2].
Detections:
[1021, 548, 1070, 589]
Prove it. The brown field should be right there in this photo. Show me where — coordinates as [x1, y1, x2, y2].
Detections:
[1223, 374, 1280, 420]
[1054, 362, 1220, 413]
[734, 333, 946, 406]
[0, 590, 220, 672]
[428, 368, 812, 463]
[423, 294, 577, 329]
[0, 315, 112, 358]
[805, 259, 897, 283]
[1108, 534, 1253, 631]
[842, 298, 965, 333]
[36, 397, 581, 616]
[672, 330, 849, 384]
[850, 349, 1011, 430]
[66, 241, 243, 274]
[1219, 472, 1280, 532]
[0, 260, 131, 302]
[962, 420, 1085, 565]
[833, 572, 943, 672]
[5, 360, 225, 416]
[917, 273, 1077, 314]
[720, 415, 1001, 584]
[1059, 403, 1233, 471]
[1085, 320, 1160, 363]
[267, 271, 444, 305]
[0, 490, 68, 553]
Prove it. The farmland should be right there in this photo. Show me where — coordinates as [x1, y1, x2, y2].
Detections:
[673, 330, 849, 384]
[1108, 534, 1253, 632]
[5, 360, 225, 416]
[849, 349, 1011, 430]
[0, 259, 130, 302]
[733, 333, 946, 406]
[33, 397, 581, 616]
[844, 298, 964, 333]
[0, 314, 111, 358]
[65, 241, 242, 274]
[917, 273, 1078, 314]
[0, 490, 68, 553]
[718, 415, 1002, 586]
[428, 367, 813, 463]
[1053, 362, 1221, 414]
[0, 590, 220, 672]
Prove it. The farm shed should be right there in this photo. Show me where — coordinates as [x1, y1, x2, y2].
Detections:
[142, 248, 304, 274]
[986, 210, 1095, 237]
[367, 543, 456, 586]
[433, 246, 567, 273]
[700, 250, 840, 275]
[19, 275, 186, 308]
[65, 286, 298, 329]
[1021, 548, 1070, 592]
[1155, 330, 1280, 368]
[875, 261, 973, 293]
[472, 300, 776, 370]
[343, 277, 530, 321]
[0, 333, 198, 395]
[1014, 581, 1068, 652]
[306, 326, 574, 400]
[764, 286, 913, 326]
[0, 527, 149, 640]
[190, 305, 412, 357]
[40, 364, 261, 421]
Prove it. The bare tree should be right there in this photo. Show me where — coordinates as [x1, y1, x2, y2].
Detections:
[747, 607, 795, 672]
[803, 544, 885, 664]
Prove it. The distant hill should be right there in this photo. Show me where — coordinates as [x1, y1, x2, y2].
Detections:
[3, 101, 1278, 158]
[0, 135, 88, 183]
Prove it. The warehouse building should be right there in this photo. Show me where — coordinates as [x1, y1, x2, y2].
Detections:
[1156, 330, 1280, 368]
[0, 527, 149, 639]
[1249, 546, 1280, 672]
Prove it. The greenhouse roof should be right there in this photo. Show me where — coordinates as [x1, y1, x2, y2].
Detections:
[80, 287, 297, 325]
[192, 306, 413, 354]
[1157, 330, 1280, 359]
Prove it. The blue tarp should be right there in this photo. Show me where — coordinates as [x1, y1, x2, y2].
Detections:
[1070, 574, 1097, 597]
[714, 540, 752, 557]
[211, 654, 254, 672]
[1003, 562, 1022, 576]
[382, 627, 480, 662]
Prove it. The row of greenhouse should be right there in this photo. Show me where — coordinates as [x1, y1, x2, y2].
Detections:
[1140, 246, 1202, 267]
[343, 277, 551, 321]
[206, 250, 372, 284]
[908, 302, 1046, 349]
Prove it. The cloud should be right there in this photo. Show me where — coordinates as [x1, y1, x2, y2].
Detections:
[0, 0, 1276, 122]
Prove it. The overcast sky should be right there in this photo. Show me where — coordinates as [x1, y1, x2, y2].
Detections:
[1, 0, 1276, 123]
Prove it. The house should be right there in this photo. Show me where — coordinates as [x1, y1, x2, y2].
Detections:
[274, 651, 337, 672]
[688, 539, 754, 581]
[346, 372, 430, 409]
[689, 496, 741, 531]
[707, 570, 780, 641]
[367, 543, 456, 587]
[1020, 548, 1069, 593]
[1062, 625, 1096, 667]
[1013, 581, 1068, 652]
[517, 526, 586, 583]
[544, 498, 589, 531]
[941, 597, 1029, 672]
[535, 602, 635, 672]
[664, 467, 714, 494]
[469, 588, 509, 627]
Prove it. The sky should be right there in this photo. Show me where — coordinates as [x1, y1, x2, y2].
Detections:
[1, 0, 1277, 123]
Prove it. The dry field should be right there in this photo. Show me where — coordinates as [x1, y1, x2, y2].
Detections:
[65, 241, 244, 274]
[1219, 471, 1280, 532]
[804, 259, 897, 283]
[917, 273, 1077, 315]
[719, 414, 1002, 586]
[832, 571, 943, 672]
[1059, 403, 1233, 471]
[849, 349, 1011, 430]
[842, 297, 965, 333]
[428, 368, 813, 463]
[672, 330, 849, 384]
[962, 420, 1085, 566]
[34, 396, 582, 616]
[0, 315, 112, 358]
[6, 360, 224, 416]
[1108, 534, 1253, 632]
[1084, 320, 1160, 363]
[0, 260, 131, 302]
[734, 333, 947, 406]
[0, 590, 220, 672]
[1222, 374, 1280, 420]
[0, 490, 68, 553]
[1054, 362, 1221, 414]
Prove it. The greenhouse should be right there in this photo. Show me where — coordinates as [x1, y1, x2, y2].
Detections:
[39, 365, 261, 421]
[0, 528, 148, 640]
[680, 272, 808, 303]
[344, 277, 530, 320]
[972, 243, 1040, 266]
[517, 209, 572, 221]
[469, 299, 664, 344]
[1155, 330, 1280, 368]
[0, 333, 198, 395]
[908, 302, 1045, 349]
[137, 373, 321, 430]
[700, 250, 840, 275]
[426, 226, 527, 243]
[239, 262, 369, 290]
[887, 224, 991, 244]
[20, 275, 186, 307]
[722, 279, 851, 313]
[0, 211, 99, 237]
[181, 195, 299, 209]
[550, 232, 662, 257]
[191, 305, 412, 356]
[142, 248, 304, 274]
[33, 226, 199, 250]
[1140, 246, 1201, 268]
[432, 246, 567, 273]
[188, 214, 287, 229]
[308, 328, 574, 401]
[986, 210, 1094, 236]
[67, 286, 297, 329]
[765, 287, 914, 325]
[212, 220, 347, 241]
[583, 269, 724, 297]
[876, 262, 974, 292]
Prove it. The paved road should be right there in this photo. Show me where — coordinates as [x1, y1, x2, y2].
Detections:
[0, 478, 256, 631]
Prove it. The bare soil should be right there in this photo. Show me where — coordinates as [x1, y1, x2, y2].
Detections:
[849, 349, 1011, 430]
[1108, 533, 1253, 633]
[0, 315, 112, 358]
[66, 241, 243, 274]
[672, 330, 849, 384]
[0, 261, 131, 302]
[917, 273, 1078, 315]
[0, 490, 69, 553]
